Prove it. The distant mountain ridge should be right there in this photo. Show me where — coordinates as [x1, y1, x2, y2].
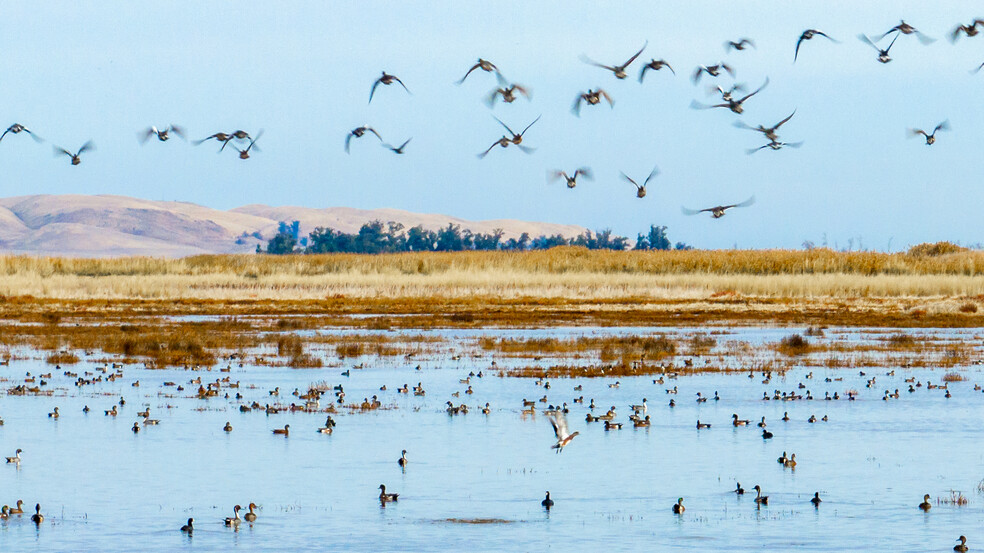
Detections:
[0, 194, 587, 257]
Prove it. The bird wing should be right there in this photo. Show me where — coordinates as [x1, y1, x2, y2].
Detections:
[858, 33, 881, 52]
[579, 54, 616, 73]
[485, 88, 502, 108]
[396, 138, 412, 150]
[935, 120, 950, 133]
[520, 114, 541, 136]
[517, 144, 536, 154]
[681, 206, 702, 216]
[548, 170, 566, 182]
[746, 144, 770, 155]
[170, 125, 186, 139]
[639, 64, 650, 82]
[392, 75, 411, 94]
[368, 78, 381, 104]
[477, 140, 500, 158]
[571, 95, 583, 116]
[884, 32, 901, 52]
[456, 63, 480, 85]
[53, 145, 72, 157]
[907, 128, 927, 138]
[345, 133, 354, 153]
[739, 77, 769, 103]
[734, 195, 756, 208]
[0, 128, 10, 142]
[366, 127, 383, 141]
[599, 89, 613, 106]
[513, 83, 531, 99]
[644, 165, 660, 186]
[794, 35, 805, 61]
[784, 141, 804, 149]
[77, 141, 95, 155]
[721, 63, 735, 76]
[620, 172, 640, 189]
[621, 41, 648, 68]
[576, 167, 593, 180]
[691, 66, 705, 84]
[138, 128, 155, 144]
[494, 116, 516, 136]
[732, 120, 758, 131]
[775, 109, 796, 128]
[550, 412, 570, 440]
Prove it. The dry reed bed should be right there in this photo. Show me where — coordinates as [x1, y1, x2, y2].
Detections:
[2, 249, 984, 301]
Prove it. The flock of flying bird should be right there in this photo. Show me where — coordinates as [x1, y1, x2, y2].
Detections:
[1, 18, 980, 220]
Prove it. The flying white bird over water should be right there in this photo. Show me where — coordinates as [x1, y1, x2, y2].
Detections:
[549, 412, 579, 453]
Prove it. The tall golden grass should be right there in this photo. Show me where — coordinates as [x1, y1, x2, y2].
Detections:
[2, 248, 984, 300]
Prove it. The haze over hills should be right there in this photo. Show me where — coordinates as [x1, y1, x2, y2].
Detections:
[0, 195, 588, 258]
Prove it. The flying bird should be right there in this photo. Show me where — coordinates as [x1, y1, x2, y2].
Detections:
[345, 125, 383, 153]
[733, 110, 796, 142]
[580, 42, 647, 80]
[746, 140, 803, 154]
[621, 165, 659, 198]
[381, 138, 412, 154]
[692, 63, 734, 84]
[951, 19, 984, 41]
[369, 71, 411, 104]
[549, 168, 592, 189]
[457, 58, 500, 84]
[549, 411, 579, 453]
[496, 114, 540, 147]
[794, 29, 839, 62]
[908, 120, 949, 145]
[877, 20, 935, 44]
[230, 130, 262, 160]
[691, 77, 768, 114]
[54, 141, 94, 165]
[139, 125, 185, 144]
[709, 83, 746, 102]
[0, 124, 42, 143]
[725, 38, 755, 51]
[859, 33, 899, 63]
[683, 196, 756, 218]
[485, 83, 531, 107]
[572, 89, 613, 116]
[639, 59, 675, 82]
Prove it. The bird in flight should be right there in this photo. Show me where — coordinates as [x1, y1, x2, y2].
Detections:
[345, 125, 383, 153]
[549, 168, 592, 189]
[139, 125, 185, 144]
[794, 29, 839, 62]
[733, 110, 796, 142]
[877, 20, 935, 44]
[457, 58, 500, 85]
[369, 71, 411, 104]
[691, 78, 768, 115]
[858, 33, 899, 63]
[54, 141, 94, 166]
[0, 124, 42, 143]
[549, 411, 579, 453]
[725, 38, 755, 51]
[683, 196, 756, 218]
[571, 89, 613, 116]
[495, 115, 540, 147]
[747, 140, 803, 154]
[691, 63, 734, 84]
[621, 165, 659, 199]
[908, 120, 949, 145]
[639, 59, 675, 82]
[580, 42, 647, 80]
[230, 130, 262, 160]
[486, 83, 531, 107]
[951, 19, 984, 42]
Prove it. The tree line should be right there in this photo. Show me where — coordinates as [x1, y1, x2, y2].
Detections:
[260, 220, 691, 254]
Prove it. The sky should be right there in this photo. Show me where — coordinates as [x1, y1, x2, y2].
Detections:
[1, 1, 982, 250]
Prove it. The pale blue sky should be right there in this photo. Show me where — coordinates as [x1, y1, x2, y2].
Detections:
[1, 1, 981, 250]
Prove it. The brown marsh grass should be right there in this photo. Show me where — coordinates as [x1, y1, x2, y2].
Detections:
[3, 248, 984, 302]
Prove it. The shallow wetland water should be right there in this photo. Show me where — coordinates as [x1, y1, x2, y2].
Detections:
[1, 325, 983, 551]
